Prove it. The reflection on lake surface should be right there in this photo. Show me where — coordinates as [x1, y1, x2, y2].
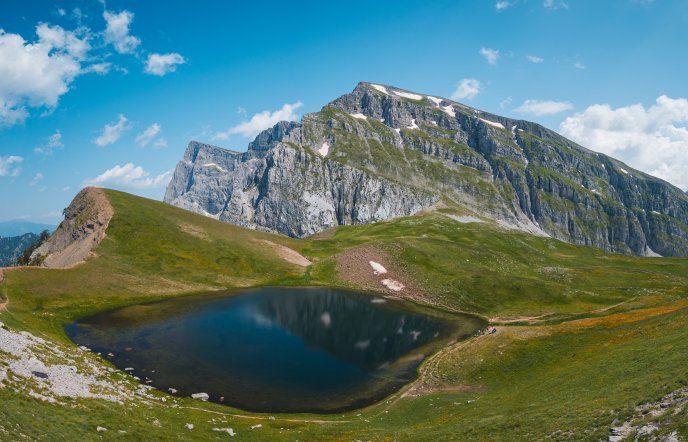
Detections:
[66, 287, 483, 413]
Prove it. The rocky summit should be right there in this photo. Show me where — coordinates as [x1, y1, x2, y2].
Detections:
[165, 82, 688, 256]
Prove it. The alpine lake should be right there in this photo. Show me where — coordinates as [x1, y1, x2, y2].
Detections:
[66, 287, 484, 413]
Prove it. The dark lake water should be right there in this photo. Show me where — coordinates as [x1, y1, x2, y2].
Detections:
[66, 287, 483, 413]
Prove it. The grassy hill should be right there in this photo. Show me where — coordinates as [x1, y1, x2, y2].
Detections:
[1, 189, 687, 440]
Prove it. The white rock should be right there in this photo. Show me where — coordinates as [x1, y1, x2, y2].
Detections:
[250, 424, 263, 430]
[191, 392, 209, 401]
[369, 261, 387, 275]
[350, 113, 367, 120]
[317, 142, 330, 157]
[213, 427, 236, 436]
[96, 426, 107, 432]
[381, 279, 405, 291]
[185, 423, 194, 430]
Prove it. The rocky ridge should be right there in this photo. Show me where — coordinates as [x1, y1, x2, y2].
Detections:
[165, 82, 688, 256]
[31, 187, 114, 268]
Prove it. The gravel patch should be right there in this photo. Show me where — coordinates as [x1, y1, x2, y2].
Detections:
[0, 320, 168, 405]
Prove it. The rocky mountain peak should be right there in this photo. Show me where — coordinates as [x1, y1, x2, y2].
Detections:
[164, 82, 688, 256]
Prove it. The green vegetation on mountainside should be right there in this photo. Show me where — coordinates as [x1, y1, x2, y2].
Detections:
[1, 189, 687, 440]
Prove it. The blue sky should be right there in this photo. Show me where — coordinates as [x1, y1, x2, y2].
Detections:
[1, 0, 687, 223]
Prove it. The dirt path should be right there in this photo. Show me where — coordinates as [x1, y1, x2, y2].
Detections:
[490, 297, 640, 324]
[176, 406, 352, 424]
[255, 239, 311, 267]
[0, 268, 7, 311]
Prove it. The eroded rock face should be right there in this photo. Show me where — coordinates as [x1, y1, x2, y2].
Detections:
[30, 187, 114, 268]
[165, 139, 437, 238]
[165, 82, 688, 256]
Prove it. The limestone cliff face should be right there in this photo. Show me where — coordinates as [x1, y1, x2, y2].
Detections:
[165, 137, 437, 238]
[165, 82, 688, 256]
[164, 141, 243, 217]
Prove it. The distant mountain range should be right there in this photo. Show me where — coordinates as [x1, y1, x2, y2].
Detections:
[0, 233, 39, 266]
[0, 220, 56, 238]
[165, 82, 688, 257]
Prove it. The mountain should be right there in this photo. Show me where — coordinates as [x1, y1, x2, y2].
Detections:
[165, 82, 688, 256]
[0, 233, 39, 266]
[0, 220, 56, 238]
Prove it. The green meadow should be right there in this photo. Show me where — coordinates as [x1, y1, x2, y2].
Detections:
[1, 189, 687, 440]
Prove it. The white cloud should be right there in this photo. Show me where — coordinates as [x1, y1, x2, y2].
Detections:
[574, 62, 586, 69]
[144, 52, 185, 76]
[34, 130, 64, 155]
[500, 97, 513, 109]
[479, 47, 500, 65]
[103, 10, 140, 54]
[0, 12, 184, 127]
[451, 79, 481, 101]
[526, 55, 544, 63]
[543, 0, 568, 9]
[0, 155, 23, 177]
[0, 101, 28, 127]
[515, 99, 574, 116]
[560, 95, 688, 190]
[0, 25, 87, 126]
[84, 62, 111, 75]
[495, 1, 512, 11]
[213, 101, 303, 140]
[35, 23, 90, 59]
[135, 123, 161, 147]
[153, 138, 167, 149]
[29, 172, 44, 186]
[85, 163, 172, 189]
[94, 114, 130, 146]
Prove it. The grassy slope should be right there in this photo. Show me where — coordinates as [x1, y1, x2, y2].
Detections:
[304, 208, 687, 319]
[1, 190, 306, 339]
[1, 189, 687, 440]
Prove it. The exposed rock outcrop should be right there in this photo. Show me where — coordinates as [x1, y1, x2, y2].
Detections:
[165, 140, 438, 238]
[30, 187, 113, 268]
[165, 82, 688, 256]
